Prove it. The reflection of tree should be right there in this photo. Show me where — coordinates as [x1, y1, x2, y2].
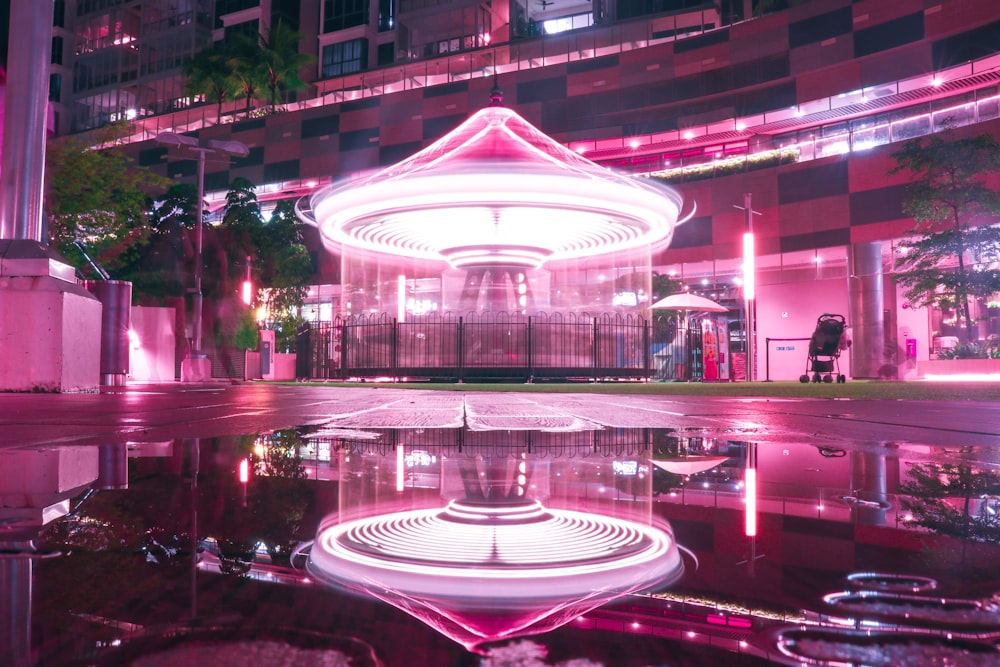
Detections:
[480, 640, 603, 667]
[40, 477, 194, 566]
[250, 430, 311, 564]
[900, 463, 1000, 542]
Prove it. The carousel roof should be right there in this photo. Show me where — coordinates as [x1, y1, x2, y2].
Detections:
[306, 94, 685, 269]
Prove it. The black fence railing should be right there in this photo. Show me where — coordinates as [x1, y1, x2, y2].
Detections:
[297, 312, 662, 382]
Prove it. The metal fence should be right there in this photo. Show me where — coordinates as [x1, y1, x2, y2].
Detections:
[297, 312, 658, 382]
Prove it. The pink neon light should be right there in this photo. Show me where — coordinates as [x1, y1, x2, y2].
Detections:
[308, 106, 684, 269]
[742, 232, 755, 301]
[239, 458, 250, 484]
[241, 280, 253, 306]
[397, 445, 405, 492]
[397, 275, 407, 323]
[744, 468, 757, 537]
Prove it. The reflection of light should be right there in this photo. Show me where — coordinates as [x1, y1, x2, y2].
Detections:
[308, 497, 685, 649]
[128, 329, 140, 348]
[744, 468, 757, 537]
[239, 458, 250, 484]
[311, 499, 679, 575]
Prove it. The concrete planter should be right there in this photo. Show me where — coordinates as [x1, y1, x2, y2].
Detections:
[918, 358, 1000, 377]
[274, 353, 296, 381]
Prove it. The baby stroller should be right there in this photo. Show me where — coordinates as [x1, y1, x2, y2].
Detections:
[799, 313, 847, 383]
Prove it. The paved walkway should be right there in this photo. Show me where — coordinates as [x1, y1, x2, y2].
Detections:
[1, 382, 998, 452]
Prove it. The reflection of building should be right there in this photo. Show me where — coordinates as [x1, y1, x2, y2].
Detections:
[50, 1, 1000, 380]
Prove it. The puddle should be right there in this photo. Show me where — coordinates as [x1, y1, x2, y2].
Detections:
[4, 427, 1000, 666]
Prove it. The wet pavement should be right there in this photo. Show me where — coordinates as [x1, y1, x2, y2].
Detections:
[2, 382, 999, 450]
[4, 383, 1000, 667]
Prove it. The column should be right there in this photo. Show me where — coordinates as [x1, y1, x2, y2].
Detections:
[847, 241, 885, 379]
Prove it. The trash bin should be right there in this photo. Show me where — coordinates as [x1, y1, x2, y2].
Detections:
[83, 280, 132, 386]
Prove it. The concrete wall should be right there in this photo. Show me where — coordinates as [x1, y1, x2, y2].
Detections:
[128, 306, 176, 383]
[756, 277, 850, 381]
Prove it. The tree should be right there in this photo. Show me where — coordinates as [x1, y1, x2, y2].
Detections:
[183, 41, 239, 124]
[220, 176, 266, 268]
[117, 183, 199, 301]
[258, 20, 314, 111]
[890, 130, 1000, 342]
[259, 199, 312, 314]
[256, 200, 314, 352]
[45, 122, 170, 279]
[227, 32, 266, 120]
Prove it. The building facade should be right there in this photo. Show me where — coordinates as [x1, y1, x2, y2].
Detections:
[54, 0, 1000, 380]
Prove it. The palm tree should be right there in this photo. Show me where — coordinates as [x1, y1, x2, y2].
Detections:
[183, 42, 239, 124]
[258, 20, 314, 111]
[227, 32, 266, 121]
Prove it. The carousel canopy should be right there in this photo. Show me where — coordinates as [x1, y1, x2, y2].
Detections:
[305, 100, 685, 269]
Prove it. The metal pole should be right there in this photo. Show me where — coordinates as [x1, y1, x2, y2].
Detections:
[193, 150, 206, 355]
[0, 0, 54, 241]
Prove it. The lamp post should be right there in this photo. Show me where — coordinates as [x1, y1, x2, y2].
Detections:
[155, 133, 249, 378]
[735, 192, 760, 382]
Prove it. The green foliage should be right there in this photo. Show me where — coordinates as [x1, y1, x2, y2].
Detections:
[221, 176, 265, 262]
[183, 41, 241, 123]
[117, 183, 199, 301]
[234, 309, 259, 351]
[258, 199, 313, 323]
[217, 187, 313, 349]
[651, 271, 683, 301]
[45, 122, 171, 279]
[647, 147, 799, 184]
[891, 131, 1000, 342]
[227, 32, 267, 121]
[258, 20, 314, 110]
[270, 313, 307, 353]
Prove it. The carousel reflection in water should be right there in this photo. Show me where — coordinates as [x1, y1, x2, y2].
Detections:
[306, 429, 686, 652]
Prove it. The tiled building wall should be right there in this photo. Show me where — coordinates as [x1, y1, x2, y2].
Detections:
[138, 0, 1000, 270]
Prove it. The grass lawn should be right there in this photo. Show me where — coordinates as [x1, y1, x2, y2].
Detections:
[279, 379, 1000, 402]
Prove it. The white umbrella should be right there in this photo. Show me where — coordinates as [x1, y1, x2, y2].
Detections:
[650, 293, 728, 382]
[652, 456, 730, 475]
[650, 293, 729, 313]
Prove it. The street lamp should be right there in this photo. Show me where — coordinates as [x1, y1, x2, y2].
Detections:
[155, 132, 249, 378]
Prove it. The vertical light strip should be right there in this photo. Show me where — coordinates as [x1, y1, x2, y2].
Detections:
[744, 468, 757, 537]
[742, 232, 755, 301]
[397, 445, 405, 492]
[397, 275, 407, 323]
[744, 443, 757, 537]
[238, 458, 250, 484]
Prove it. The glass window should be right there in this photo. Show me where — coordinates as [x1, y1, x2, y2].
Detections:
[322, 39, 368, 78]
[323, 0, 369, 33]
[377, 0, 394, 31]
[49, 73, 62, 102]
